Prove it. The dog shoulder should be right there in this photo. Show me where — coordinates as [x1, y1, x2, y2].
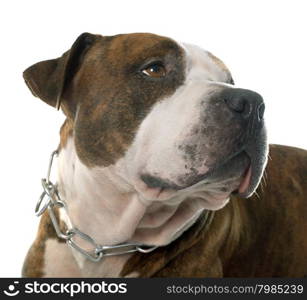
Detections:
[22, 213, 55, 277]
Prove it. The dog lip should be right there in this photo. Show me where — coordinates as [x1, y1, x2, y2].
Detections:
[238, 165, 252, 194]
[140, 150, 250, 193]
[236, 148, 266, 198]
[178, 150, 250, 191]
[140, 174, 181, 190]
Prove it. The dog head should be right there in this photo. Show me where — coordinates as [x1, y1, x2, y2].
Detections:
[24, 32, 268, 210]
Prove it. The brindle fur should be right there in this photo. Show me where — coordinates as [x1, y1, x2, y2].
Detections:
[22, 209, 66, 277]
[24, 33, 186, 167]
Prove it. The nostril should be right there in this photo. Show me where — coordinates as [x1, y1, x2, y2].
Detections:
[257, 103, 265, 121]
[224, 96, 250, 116]
[222, 88, 264, 124]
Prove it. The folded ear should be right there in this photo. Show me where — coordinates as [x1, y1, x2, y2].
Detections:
[23, 32, 97, 109]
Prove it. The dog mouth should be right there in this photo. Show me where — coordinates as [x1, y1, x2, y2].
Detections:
[178, 150, 255, 197]
[140, 146, 266, 200]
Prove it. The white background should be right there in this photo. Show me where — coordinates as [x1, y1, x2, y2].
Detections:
[0, 0, 306, 277]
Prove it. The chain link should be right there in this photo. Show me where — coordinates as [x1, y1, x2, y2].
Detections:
[35, 150, 158, 262]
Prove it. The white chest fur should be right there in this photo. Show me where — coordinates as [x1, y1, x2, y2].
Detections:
[51, 137, 221, 277]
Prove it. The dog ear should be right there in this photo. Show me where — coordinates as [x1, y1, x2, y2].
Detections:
[23, 32, 96, 109]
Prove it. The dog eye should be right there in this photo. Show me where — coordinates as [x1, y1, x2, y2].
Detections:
[142, 63, 166, 78]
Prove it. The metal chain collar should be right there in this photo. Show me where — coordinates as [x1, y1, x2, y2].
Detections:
[35, 150, 158, 263]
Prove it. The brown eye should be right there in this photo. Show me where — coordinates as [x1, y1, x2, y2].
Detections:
[142, 63, 166, 78]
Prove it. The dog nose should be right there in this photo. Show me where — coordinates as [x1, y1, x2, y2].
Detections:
[223, 88, 265, 121]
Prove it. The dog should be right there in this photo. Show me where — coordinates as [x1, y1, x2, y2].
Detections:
[22, 32, 307, 277]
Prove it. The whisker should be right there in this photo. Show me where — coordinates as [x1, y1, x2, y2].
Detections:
[264, 170, 268, 184]
[254, 190, 260, 199]
[260, 181, 264, 193]
[262, 174, 267, 187]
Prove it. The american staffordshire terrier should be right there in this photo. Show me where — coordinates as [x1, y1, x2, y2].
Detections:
[22, 32, 307, 277]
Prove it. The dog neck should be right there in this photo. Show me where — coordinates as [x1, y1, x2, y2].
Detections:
[57, 137, 207, 250]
